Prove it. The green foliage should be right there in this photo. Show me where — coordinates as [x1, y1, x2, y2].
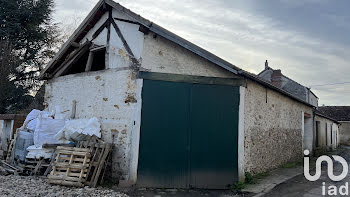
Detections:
[232, 171, 270, 192]
[244, 172, 257, 184]
[232, 181, 246, 191]
[0, 0, 60, 113]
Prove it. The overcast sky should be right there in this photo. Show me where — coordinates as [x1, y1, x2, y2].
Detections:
[53, 0, 350, 106]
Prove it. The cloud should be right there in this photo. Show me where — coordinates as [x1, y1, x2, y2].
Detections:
[53, 0, 350, 105]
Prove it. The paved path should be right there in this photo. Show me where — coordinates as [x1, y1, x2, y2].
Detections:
[242, 166, 303, 196]
[262, 147, 350, 197]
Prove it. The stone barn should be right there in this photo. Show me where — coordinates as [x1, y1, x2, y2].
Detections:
[40, 0, 314, 189]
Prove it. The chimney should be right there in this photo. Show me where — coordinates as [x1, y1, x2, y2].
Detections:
[265, 60, 269, 69]
[271, 69, 282, 88]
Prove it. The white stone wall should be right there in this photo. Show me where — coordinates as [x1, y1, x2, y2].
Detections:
[243, 80, 313, 174]
[45, 68, 142, 182]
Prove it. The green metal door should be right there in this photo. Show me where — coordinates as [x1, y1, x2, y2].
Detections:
[138, 79, 239, 189]
[137, 80, 191, 188]
[190, 84, 239, 188]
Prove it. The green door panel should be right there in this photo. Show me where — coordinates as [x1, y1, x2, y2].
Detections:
[137, 80, 191, 188]
[138, 79, 239, 189]
[189, 84, 239, 189]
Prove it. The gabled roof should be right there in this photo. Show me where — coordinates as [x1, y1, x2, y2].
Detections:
[40, 0, 314, 108]
[40, 0, 240, 78]
[318, 106, 350, 121]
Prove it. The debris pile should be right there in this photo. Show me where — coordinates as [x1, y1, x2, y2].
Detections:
[0, 109, 112, 188]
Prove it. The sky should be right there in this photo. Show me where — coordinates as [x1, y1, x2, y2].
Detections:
[53, 0, 350, 106]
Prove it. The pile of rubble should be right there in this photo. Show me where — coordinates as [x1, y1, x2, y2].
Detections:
[0, 109, 113, 188]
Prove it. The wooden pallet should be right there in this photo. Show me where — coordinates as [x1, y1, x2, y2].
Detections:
[47, 146, 91, 187]
[21, 157, 51, 175]
[79, 139, 112, 187]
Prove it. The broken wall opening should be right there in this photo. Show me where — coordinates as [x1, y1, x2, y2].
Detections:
[90, 48, 106, 71]
[59, 46, 106, 77]
[63, 52, 90, 75]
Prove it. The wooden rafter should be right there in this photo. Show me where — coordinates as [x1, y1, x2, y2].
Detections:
[51, 42, 92, 78]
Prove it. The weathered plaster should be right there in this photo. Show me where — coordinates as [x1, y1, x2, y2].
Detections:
[238, 86, 245, 181]
[93, 28, 107, 46]
[109, 20, 144, 69]
[45, 68, 140, 181]
[243, 80, 313, 174]
[141, 33, 235, 78]
[128, 79, 143, 185]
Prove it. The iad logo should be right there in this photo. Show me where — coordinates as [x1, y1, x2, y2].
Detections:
[304, 149, 350, 196]
[303, 149, 348, 181]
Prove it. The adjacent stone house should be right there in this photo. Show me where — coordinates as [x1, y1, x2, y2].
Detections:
[258, 62, 340, 152]
[318, 106, 350, 145]
[314, 110, 340, 151]
[40, 0, 314, 188]
[258, 61, 318, 107]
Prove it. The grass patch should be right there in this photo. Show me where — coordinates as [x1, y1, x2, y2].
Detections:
[232, 181, 246, 191]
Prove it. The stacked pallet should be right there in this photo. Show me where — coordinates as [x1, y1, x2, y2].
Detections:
[47, 146, 91, 187]
[23, 158, 51, 175]
[47, 140, 111, 187]
[79, 141, 111, 187]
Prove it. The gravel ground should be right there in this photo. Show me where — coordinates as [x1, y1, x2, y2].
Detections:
[0, 175, 128, 197]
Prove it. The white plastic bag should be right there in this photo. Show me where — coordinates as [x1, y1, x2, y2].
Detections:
[34, 115, 67, 146]
[55, 117, 101, 141]
[24, 109, 52, 131]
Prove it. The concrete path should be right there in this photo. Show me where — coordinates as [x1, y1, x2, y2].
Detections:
[242, 166, 303, 197]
